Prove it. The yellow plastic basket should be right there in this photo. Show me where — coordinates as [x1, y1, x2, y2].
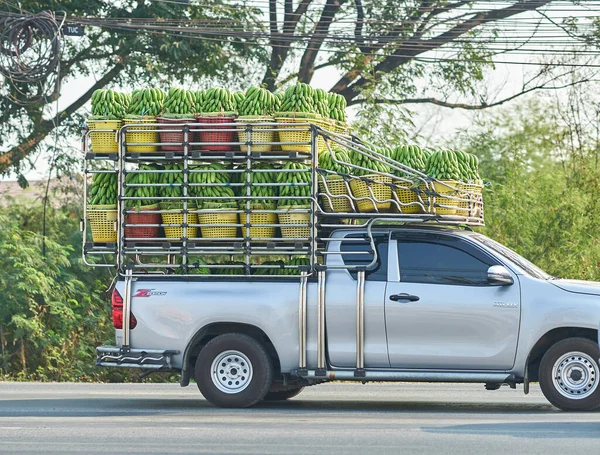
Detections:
[199, 210, 239, 238]
[419, 180, 460, 215]
[349, 174, 393, 213]
[236, 116, 276, 153]
[457, 181, 484, 217]
[241, 211, 278, 239]
[275, 117, 328, 154]
[87, 204, 117, 242]
[87, 119, 122, 153]
[318, 176, 353, 213]
[394, 181, 422, 214]
[321, 119, 349, 135]
[278, 205, 311, 239]
[160, 203, 199, 239]
[123, 116, 159, 153]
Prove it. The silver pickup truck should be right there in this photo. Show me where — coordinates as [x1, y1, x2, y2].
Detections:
[100, 225, 600, 411]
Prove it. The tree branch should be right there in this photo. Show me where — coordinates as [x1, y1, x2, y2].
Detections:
[349, 79, 598, 109]
[334, 0, 552, 101]
[298, 0, 346, 82]
[0, 64, 124, 172]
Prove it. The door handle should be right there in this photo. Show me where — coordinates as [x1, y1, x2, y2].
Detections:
[389, 293, 420, 302]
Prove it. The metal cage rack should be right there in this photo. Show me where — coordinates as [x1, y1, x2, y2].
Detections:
[81, 121, 484, 278]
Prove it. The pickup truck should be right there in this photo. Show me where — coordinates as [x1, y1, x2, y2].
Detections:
[99, 225, 600, 411]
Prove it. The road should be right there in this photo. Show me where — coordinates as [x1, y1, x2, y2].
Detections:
[0, 382, 598, 454]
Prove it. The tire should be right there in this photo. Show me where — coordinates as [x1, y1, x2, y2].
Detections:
[538, 337, 600, 411]
[264, 387, 304, 401]
[195, 333, 274, 408]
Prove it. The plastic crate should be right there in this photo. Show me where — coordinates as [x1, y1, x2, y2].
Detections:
[157, 117, 196, 152]
[123, 117, 159, 153]
[159, 202, 198, 239]
[87, 204, 117, 242]
[124, 204, 161, 239]
[349, 174, 393, 213]
[278, 205, 311, 239]
[275, 117, 328, 154]
[199, 210, 238, 238]
[236, 116, 276, 153]
[419, 180, 460, 215]
[196, 115, 236, 152]
[87, 119, 122, 153]
[394, 181, 422, 214]
[318, 176, 353, 213]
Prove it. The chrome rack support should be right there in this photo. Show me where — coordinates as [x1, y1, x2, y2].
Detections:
[122, 267, 134, 351]
[297, 271, 309, 375]
[316, 269, 326, 376]
[355, 269, 366, 377]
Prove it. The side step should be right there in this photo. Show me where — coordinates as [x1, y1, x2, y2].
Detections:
[96, 346, 179, 370]
[292, 369, 519, 384]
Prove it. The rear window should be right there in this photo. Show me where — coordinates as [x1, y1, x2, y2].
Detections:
[340, 234, 388, 281]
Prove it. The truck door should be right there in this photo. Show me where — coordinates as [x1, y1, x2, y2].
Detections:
[385, 232, 521, 370]
[324, 233, 390, 368]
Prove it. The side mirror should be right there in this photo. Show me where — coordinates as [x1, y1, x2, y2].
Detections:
[487, 265, 514, 286]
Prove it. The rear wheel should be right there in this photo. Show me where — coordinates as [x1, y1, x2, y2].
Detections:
[195, 333, 273, 408]
[264, 387, 304, 401]
[538, 337, 600, 411]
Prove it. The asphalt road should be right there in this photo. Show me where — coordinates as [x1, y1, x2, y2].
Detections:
[0, 382, 598, 454]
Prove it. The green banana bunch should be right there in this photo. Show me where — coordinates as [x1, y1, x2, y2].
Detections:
[181, 257, 211, 275]
[426, 150, 462, 181]
[454, 149, 481, 182]
[327, 93, 347, 122]
[277, 162, 312, 206]
[392, 145, 426, 174]
[282, 256, 310, 275]
[194, 90, 206, 114]
[350, 146, 392, 176]
[239, 163, 279, 207]
[162, 87, 195, 117]
[233, 91, 246, 108]
[253, 260, 286, 276]
[278, 82, 316, 114]
[157, 163, 187, 205]
[237, 86, 277, 117]
[273, 92, 284, 112]
[312, 88, 329, 117]
[197, 87, 236, 113]
[124, 164, 161, 207]
[91, 89, 128, 119]
[88, 171, 118, 205]
[127, 88, 166, 117]
[318, 147, 351, 176]
[215, 262, 246, 275]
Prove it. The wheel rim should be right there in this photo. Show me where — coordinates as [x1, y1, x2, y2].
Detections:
[210, 350, 253, 394]
[552, 351, 599, 400]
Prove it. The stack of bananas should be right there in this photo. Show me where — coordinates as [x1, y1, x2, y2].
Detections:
[237, 86, 277, 117]
[162, 87, 195, 117]
[240, 163, 279, 208]
[194, 90, 206, 114]
[278, 82, 316, 114]
[189, 163, 236, 207]
[327, 93, 347, 122]
[312, 88, 329, 117]
[277, 162, 312, 206]
[89, 171, 118, 205]
[455, 150, 481, 182]
[350, 146, 392, 176]
[273, 92, 284, 112]
[158, 163, 185, 203]
[426, 150, 462, 181]
[127, 88, 166, 117]
[124, 165, 160, 207]
[233, 91, 246, 109]
[282, 256, 310, 275]
[392, 145, 426, 174]
[184, 257, 211, 275]
[318, 147, 351, 176]
[197, 87, 236, 114]
[253, 260, 286, 276]
[91, 89, 129, 119]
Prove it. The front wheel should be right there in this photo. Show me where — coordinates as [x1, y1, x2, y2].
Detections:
[195, 333, 273, 408]
[538, 337, 600, 411]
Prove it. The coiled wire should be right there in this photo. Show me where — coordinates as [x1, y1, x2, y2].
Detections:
[0, 11, 63, 105]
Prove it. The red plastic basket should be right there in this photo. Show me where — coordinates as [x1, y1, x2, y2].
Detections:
[195, 115, 236, 151]
[124, 205, 161, 239]
[157, 117, 196, 152]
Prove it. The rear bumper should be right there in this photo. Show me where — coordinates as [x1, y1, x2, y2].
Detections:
[96, 346, 180, 370]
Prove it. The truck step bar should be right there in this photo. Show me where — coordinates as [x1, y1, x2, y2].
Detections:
[293, 369, 518, 384]
[96, 346, 179, 370]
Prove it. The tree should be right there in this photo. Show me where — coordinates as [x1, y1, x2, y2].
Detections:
[0, 0, 262, 174]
